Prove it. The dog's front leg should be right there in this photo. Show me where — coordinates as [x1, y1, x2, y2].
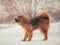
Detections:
[22, 31, 28, 41]
[27, 31, 33, 41]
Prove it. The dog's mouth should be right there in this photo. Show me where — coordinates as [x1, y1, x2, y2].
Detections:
[15, 18, 20, 22]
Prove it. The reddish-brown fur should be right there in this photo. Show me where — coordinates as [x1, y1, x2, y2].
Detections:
[15, 12, 50, 41]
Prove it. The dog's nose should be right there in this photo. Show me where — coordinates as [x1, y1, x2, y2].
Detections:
[15, 18, 19, 22]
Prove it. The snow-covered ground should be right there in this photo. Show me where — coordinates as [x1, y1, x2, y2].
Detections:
[0, 23, 60, 45]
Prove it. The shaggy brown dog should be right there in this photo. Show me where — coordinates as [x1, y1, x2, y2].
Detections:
[15, 12, 50, 41]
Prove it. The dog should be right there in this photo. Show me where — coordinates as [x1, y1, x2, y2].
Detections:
[15, 12, 50, 41]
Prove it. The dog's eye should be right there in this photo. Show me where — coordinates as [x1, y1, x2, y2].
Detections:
[18, 16, 21, 18]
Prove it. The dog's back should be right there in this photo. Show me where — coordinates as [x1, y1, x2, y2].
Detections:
[30, 13, 49, 26]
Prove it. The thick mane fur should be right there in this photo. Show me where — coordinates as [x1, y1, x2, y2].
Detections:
[23, 12, 50, 26]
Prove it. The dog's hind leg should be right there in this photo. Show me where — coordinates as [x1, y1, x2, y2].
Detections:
[22, 31, 28, 41]
[39, 29, 48, 40]
[42, 29, 48, 40]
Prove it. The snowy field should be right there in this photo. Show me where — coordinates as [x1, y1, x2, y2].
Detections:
[0, 23, 60, 45]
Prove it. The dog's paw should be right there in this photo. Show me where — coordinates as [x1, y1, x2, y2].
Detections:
[43, 38, 47, 41]
[22, 39, 26, 41]
[27, 39, 31, 41]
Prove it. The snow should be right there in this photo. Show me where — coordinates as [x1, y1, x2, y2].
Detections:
[0, 23, 60, 45]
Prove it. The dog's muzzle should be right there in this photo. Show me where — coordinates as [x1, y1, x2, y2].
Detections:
[15, 18, 20, 22]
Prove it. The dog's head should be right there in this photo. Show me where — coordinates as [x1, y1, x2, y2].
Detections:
[15, 15, 24, 23]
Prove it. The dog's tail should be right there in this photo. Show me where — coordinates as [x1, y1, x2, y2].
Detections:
[41, 11, 50, 21]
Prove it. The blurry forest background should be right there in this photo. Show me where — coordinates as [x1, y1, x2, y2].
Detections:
[0, 0, 60, 24]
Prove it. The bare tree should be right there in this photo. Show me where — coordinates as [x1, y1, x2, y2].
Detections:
[0, 0, 60, 23]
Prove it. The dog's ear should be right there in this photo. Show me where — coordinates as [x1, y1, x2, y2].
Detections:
[21, 16, 29, 23]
